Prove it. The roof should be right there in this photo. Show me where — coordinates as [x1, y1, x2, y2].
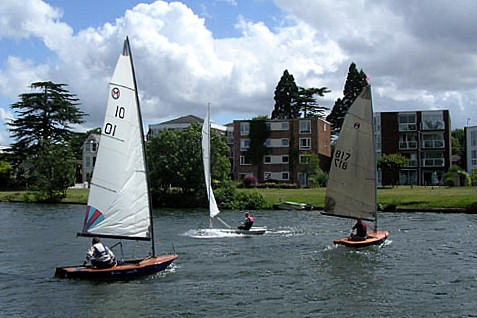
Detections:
[159, 115, 203, 125]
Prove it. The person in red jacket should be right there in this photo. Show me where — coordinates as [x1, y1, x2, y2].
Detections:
[238, 212, 254, 230]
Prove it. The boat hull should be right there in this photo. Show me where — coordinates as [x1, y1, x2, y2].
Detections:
[218, 227, 267, 235]
[333, 230, 389, 247]
[273, 201, 312, 210]
[55, 254, 177, 280]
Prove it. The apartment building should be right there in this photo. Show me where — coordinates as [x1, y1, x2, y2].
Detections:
[233, 118, 331, 187]
[82, 133, 100, 183]
[464, 125, 477, 176]
[375, 110, 452, 186]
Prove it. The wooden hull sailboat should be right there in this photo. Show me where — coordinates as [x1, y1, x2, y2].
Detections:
[201, 104, 265, 236]
[323, 85, 388, 247]
[55, 37, 177, 279]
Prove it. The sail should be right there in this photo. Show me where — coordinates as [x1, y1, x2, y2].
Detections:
[324, 86, 377, 221]
[202, 104, 220, 218]
[81, 38, 151, 240]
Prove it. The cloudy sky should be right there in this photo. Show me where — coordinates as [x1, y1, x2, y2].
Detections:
[1, 0, 476, 145]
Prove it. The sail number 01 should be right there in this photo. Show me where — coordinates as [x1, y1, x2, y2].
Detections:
[334, 150, 351, 170]
[104, 106, 126, 137]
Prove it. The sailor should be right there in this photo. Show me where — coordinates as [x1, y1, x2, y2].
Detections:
[238, 212, 254, 230]
[350, 218, 368, 241]
[83, 237, 116, 268]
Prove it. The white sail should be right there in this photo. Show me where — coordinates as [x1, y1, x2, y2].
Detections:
[324, 86, 377, 221]
[202, 104, 220, 219]
[81, 38, 151, 240]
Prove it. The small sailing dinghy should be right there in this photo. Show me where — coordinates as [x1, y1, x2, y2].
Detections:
[322, 85, 388, 247]
[55, 37, 177, 279]
[201, 104, 266, 235]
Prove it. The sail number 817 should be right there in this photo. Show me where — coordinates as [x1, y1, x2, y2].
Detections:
[334, 150, 351, 170]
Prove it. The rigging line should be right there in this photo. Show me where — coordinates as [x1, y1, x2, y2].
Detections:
[102, 134, 125, 143]
[89, 182, 116, 193]
[109, 82, 135, 91]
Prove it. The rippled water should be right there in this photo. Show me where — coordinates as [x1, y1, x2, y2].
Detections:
[1, 202, 477, 317]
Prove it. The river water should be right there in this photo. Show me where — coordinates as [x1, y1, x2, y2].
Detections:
[1, 202, 477, 317]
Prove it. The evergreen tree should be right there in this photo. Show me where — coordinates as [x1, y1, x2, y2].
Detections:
[326, 63, 368, 134]
[271, 70, 300, 119]
[7, 81, 85, 200]
[296, 87, 330, 118]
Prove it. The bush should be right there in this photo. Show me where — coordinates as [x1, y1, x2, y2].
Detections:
[242, 175, 257, 188]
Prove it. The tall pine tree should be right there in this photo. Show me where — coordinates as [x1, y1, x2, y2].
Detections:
[326, 63, 368, 134]
[296, 87, 330, 118]
[271, 70, 300, 119]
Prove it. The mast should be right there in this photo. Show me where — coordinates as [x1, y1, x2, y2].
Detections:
[126, 37, 156, 256]
[369, 85, 378, 232]
[207, 103, 213, 228]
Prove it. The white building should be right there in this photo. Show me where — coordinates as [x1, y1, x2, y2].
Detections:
[465, 125, 477, 176]
[82, 133, 100, 183]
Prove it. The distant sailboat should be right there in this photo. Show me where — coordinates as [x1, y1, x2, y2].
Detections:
[55, 37, 177, 279]
[323, 85, 388, 247]
[201, 104, 266, 235]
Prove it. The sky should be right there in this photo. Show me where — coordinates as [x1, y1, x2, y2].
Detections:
[1, 0, 477, 145]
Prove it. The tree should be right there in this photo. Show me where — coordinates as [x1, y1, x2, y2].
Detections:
[245, 116, 270, 182]
[0, 160, 12, 190]
[326, 63, 368, 134]
[303, 153, 328, 187]
[296, 87, 330, 118]
[452, 129, 465, 168]
[377, 153, 408, 187]
[7, 81, 86, 200]
[271, 70, 300, 119]
[146, 123, 231, 207]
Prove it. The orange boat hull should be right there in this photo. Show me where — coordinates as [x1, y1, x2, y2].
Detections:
[333, 230, 389, 247]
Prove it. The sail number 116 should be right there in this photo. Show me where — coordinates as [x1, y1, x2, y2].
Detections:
[334, 150, 351, 170]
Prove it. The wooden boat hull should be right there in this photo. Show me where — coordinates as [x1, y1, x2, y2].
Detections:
[333, 231, 389, 247]
[55, 254, 177, 280]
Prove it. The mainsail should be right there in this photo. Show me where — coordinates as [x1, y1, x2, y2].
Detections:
[202, 104, 220, 219]
[80, 38, 152, 241]
[324, 86, 377, 222]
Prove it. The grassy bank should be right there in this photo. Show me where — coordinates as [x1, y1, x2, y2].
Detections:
[238, 186, 477, 211]
[0, 186, 476, 211]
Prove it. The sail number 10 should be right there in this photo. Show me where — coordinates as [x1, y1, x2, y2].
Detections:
[334, 150, 351, 170]
[104, 106, 126, 137]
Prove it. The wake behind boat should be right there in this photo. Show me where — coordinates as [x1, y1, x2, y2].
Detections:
[322, 85, 388, 247]
[55, 37, 177, 279]
[199, 104, 265, 236]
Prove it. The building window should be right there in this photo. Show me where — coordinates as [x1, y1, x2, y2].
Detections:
[299, 138, 311, 150]
[240, 122, 250, 136]
[263, 155, 289, 164]
[422, 111, 444, 130]
[85, 156, 91, 168]
[471, 131, 477, 147]
[422, 152, 444, 167]
[240, 156, 251, 165]
[281, 138, 289, 147]
[282, 155, 289, 163]
[264, 171, 289, 181]
[300, 120, 311, 134]
[399, 134, 417, 150]
[402, 152, 417, 167]
[422, 133, 444, 149]
[264, 156, 271, 164]
[399, 169, 417, 185]
[299, 154, 311, 164]
[398, 113, 417, 131]
[281, 172, 289, 180]
[240, 139, 250, 151]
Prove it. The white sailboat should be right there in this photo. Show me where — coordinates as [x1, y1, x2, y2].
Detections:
[323, 85, 388, 247]
[201, 104, 266, 235]
[55, 37, 177, 279]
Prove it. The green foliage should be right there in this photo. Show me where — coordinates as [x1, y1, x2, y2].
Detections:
[296, 87, 330, 118]
[443, 165, 470, 187]
[7, 81, 85, 199]
[471, 168, 477, 186]
[0, 160, 13, 190]
[326, 63, 368, 134]
[271, 70, 300, 119]
[377, 153, 408, 187]
[451, 129, 464, 154]
[147, 123, 231, 207]
[303, 153, 327, 187]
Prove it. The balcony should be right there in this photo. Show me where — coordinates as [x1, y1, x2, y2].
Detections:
[422, 140, 444, 149]
[399, 123, 417, 132]
[399, 141, 417, 150]
[421, 158, 444, 167]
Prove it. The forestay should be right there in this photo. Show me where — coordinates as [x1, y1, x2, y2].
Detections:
[81, 39, 151, 240]
[324, 86, 377, 222]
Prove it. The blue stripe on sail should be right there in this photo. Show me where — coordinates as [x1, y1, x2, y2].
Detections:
[83, 206, 105, 232]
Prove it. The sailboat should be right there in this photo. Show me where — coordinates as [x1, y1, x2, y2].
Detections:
[322, 85, 388, 247]
[55, 37, 177, 279]
[201, 104, 266, 235]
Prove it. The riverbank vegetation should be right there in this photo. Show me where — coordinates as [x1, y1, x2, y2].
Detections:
[1, 186, 476, 212]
